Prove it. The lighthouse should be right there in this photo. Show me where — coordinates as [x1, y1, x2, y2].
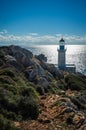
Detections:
[57, 38, 76, 72]
[58, 38, 66, 70]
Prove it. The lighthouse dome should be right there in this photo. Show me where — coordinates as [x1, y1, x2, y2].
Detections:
[59, 38, 65, 42]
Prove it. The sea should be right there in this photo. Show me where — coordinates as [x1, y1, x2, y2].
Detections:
[27, 45, 86, 75]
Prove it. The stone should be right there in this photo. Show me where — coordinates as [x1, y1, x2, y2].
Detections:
[79, 124, 86, 130]
[46, 64, 64, 78]
[5, 55, 16, 62]
[25, 63, 45, 82]
[37, 77, 49, 88]
[35, 54, 47, 62]
[9, 45, 33, 67]
[73, 113, 85, 128]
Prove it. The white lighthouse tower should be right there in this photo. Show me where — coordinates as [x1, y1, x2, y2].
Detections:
[58, 38, 66, 70]
[57, 38, 76, 72]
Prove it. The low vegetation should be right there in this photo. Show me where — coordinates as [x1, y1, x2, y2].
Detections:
[0, 67, 40, 129]
[0, 45, 86, 130]
[64, 73, 86, 90]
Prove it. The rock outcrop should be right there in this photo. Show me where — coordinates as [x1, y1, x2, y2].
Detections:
[0, 45, 86, 130]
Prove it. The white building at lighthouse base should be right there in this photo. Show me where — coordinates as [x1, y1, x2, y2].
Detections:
[64, 64, 76, 73]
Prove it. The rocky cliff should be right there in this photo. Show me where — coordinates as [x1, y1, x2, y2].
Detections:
[0, 45, 86, 130]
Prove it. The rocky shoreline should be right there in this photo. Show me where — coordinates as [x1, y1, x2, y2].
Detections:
[0, 45, 86, 130]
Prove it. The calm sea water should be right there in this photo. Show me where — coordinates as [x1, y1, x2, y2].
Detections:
[27, 45, 86, 74]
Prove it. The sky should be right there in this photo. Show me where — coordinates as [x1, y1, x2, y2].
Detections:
[0, 0, 86, 45]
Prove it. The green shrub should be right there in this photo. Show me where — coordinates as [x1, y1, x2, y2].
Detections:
[69, 82, 81, 90]
[3, 84, 19, 94]
[0, 86, 39, 121]
[0, 114, 21, 130]
[70, 96, 86, 109]
[48, 83, 60, 94]
[0, 76, 15, 85]
[58, 84, 65, 90]
[66, 116, 73, 124]
[64, 76, 69, 84]
[19, 96, 39, 120]
[0, 88, 18, 112]
[36, 85, 44, 95]
[6, 111, 22, 121]
[48, 85, 56, 94]
[64, 74, 86, 90]
[51, 100, 62, 108]
[0, 69, 15, 78]
[21, 86, 39, 97]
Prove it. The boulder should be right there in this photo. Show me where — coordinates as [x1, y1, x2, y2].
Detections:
[37, 77, 49, 88]
[0, 59, 5, 66]
[35, 54, 47, 62]
[25, 62, 45, 82]
[4, 55, 24, 70]
[73, 113, 85, 128]
[79, 124, 86, 130]
[44, 71, 54, 81]
[25, 58, 49, 88]
[5, 55, 16, 62]
[78, 94, 86, 104]
[45, 64, 64, 78]
[10, 46, 33, 67]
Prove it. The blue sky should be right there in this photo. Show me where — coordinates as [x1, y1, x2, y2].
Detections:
[0, 0, 86, 45]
